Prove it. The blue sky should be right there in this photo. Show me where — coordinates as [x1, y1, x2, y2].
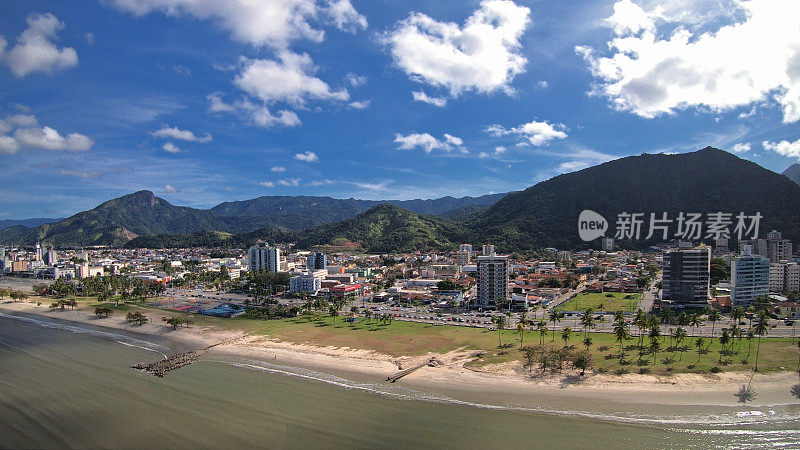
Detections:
[1, 0, 799, 218]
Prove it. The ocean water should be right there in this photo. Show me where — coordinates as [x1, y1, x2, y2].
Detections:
[1, 313, 799, 449]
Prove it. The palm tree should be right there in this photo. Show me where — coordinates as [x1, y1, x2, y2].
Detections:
[708, 309, 721, 339]
[492, 315, 506, 347]
[583, 336, 593, 351]
[537, 319, 548, 345]
[329, 306, 339, 326]
[719, 329, 730, 363]
[695, 337, 705, 362]
[745, 329, 755, 359]
[752, 310, 769, 372]
[580, 308, 595, 338]
[689, 312, 702, 337]
[649, 336, 661, 366]
[674, 327, 687, 361]
[516, 322, 526, 348]
[633, 309, 647, 347]
[659, 308, 674, 332]
[364, 309, 373, 326]
[613, 316, 629, 356]
[731, 306, 745, 328]
[548, 311, 562, 342]
[561, 326, 572, 347]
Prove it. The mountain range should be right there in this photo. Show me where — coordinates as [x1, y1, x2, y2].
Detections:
[783, 163, 800, 186]
[3, 147, 799, 253]
[0, 191, 505, 248]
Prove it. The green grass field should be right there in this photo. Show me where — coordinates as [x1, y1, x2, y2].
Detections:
[556, 292, 640, 312]
[36, 295, 800, 376]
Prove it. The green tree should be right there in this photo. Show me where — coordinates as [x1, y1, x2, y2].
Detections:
[580, 308, 595, 338]
[695, 337, 705, 362]
[752, 310, 769, 372]
[707, 309, 721, 339]
[674, 327, 687, 361]
[613, 317, 630, 358]
[561, 326, 572, 347]
[516, 321, 526, 348]
[492, 315, 506, 347]
[548, 311, 562, 342]
[329, 306, 339, 326]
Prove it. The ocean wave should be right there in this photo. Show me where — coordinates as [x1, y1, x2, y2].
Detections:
[206, 355, 800, 430]
[0, 311, 171, 355]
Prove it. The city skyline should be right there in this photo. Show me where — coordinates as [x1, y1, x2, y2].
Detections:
[1, 0, 800, 218]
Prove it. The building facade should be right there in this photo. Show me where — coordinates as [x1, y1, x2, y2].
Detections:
[307, 252, 327, 270]
[730, 249, 770, 306]
[661, 247, 711, 307]
[770, 262, 800, 294]
[248, 243, 281, 273]
[289, 270, 327, 294]
[476, 246, 509, 307]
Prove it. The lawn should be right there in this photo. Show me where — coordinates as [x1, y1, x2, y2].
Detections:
[556, 292, 640, 313]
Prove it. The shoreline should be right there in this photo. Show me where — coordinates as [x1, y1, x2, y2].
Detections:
[2, 301, 799, 411]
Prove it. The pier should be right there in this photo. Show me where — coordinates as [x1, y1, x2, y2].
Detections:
[386, 357, 442, 383]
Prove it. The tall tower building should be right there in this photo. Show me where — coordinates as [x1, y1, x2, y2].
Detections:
[661, 247, 711, 307]
[307, 252, 327, 270]
[476, 245, 509, 308]
[731, 246, 770, 306]
[248, 243, 281, 273]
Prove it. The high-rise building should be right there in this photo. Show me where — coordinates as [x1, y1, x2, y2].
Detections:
[770, 262, 800, 294]
[766, 230, 793, 263]
[45, 249, 58, 266]
[476, 246, 509, 308]
[307, 252, 327, 270]
[248, 243, 281, 273]
[740, 239, 768, 258]
[35, 242, 45, 261]
[601, 237, 614, 252]
[730, 246, 770, 306]
[459, 244, 473, 256]
[456, 250, 470, 266]
[661, 247, 711, 307]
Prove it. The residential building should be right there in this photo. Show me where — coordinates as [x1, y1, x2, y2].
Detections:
[730, 246, 770, 306]
[770, 262, 800, 294]
[476, 246, 509, 307]
[248, 243, 281, 273]
[290, 270, 327, 294]
[456, 250, 470, 266]
[307, 252, 327, 270]
[601, 237, 614, 252]
[661, 247, 711, 307]
[714, 238, 728, 252]
[459, 244, 473, 256]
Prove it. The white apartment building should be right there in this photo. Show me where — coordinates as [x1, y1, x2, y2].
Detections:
[730, 247, 770, 306]
[477, 246, 509, 307]
[289, 269, 327, 294]
[770, 262, 800, 294]
[248, 243, 281, 273]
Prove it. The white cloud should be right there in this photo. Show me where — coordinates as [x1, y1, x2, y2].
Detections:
[385, 0, 530, 96]
[260, 181, 275, 188]
[536, 81, 548, 89]
[60, 169, 102, 179]
[108, 0, 326, 49]
[345, 72, 367, 87]
[235, 52, 349, 106]
[556, 161, 591, 173]
[0, 136, 20, 154]
[7, 114, 37, 127]
[294, 151, 319, 162]
[4, 13, 78, 77]
[151, 125, 212, 143]
[579, 0, 800, 123]
[270, 166, 286, 173]
[394, 132, 464, 153]
[324, 0, 368, 32]
[763, 139, 800, 160]
[14, 126, 93, 151]
[731, 142, 751, 153]
[277, 178, 301, 186]
[309, 179, 333, 186]
[478, 146, 507, 159]
[235, 98, 301, 128]
[349, 100, 371, 109]
[85, 32, 95, 45]
[163, 184, 180, 193]
[0, 120, 11, 135]
[486, 120, 568, 146]
[207, 92, 236, 112]
[162, 142, 182, 153]
[412, 90, 447, 107]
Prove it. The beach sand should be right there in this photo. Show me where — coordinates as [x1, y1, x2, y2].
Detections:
[2, 300, 798, 410]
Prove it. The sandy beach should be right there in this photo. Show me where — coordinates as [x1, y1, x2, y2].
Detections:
[2, 300, 798, 409]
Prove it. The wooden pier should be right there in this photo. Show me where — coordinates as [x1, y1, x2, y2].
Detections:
[386, 357, 442, 383]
